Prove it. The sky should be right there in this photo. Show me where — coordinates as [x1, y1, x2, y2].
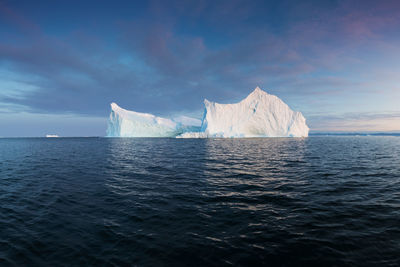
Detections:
[0, 0, 400, 136]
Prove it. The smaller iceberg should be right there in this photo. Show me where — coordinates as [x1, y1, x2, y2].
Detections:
[106, 103, 201, 137]
[46, 134, 59, 138]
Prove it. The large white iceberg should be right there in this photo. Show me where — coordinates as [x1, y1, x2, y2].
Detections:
[107, 87, 309, 138]
[106, 103, 201, 137]
[179, 87, 309, 138]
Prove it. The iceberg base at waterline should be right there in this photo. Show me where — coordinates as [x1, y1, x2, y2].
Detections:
[106, 87, 309, 138]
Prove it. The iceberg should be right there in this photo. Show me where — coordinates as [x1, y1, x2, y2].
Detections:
[106, 103, 201, 137]
[178, 87, 309, 138]
[46, 134, 59, 138]
[106, 87, 309, 138]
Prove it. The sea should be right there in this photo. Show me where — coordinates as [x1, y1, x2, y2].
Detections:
[0, 137, 399, 266]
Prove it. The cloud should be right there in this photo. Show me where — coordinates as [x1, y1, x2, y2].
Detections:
[308, 112, 400, 132]
[0, 112, 107, 137]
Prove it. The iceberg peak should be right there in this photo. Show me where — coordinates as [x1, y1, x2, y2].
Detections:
[253, 86, 263, 93]
[246, 86, 273, 100]
[110, 102, 119, 110]
[110, 102, 125, 114]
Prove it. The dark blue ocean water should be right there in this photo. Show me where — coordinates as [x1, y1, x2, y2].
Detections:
[0, 137, 399, 266]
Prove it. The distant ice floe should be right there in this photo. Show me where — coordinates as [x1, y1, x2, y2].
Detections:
[46, 134, 59, 138]
[107, 87, 309, 138]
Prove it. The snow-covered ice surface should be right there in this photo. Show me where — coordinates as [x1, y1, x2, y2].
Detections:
[107, 87, 309, 138]
[179, 87, 309, 138]
[106, 103, 201, 137]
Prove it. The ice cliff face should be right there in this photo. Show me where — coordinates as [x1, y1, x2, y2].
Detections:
[179, 87, 309, 138]
[106, 103, 201, 137]
[107, 87, 309, 138]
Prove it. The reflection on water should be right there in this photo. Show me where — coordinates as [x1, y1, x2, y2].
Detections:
[203, 138, 308, 205]
[1, 137, 400, 266]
